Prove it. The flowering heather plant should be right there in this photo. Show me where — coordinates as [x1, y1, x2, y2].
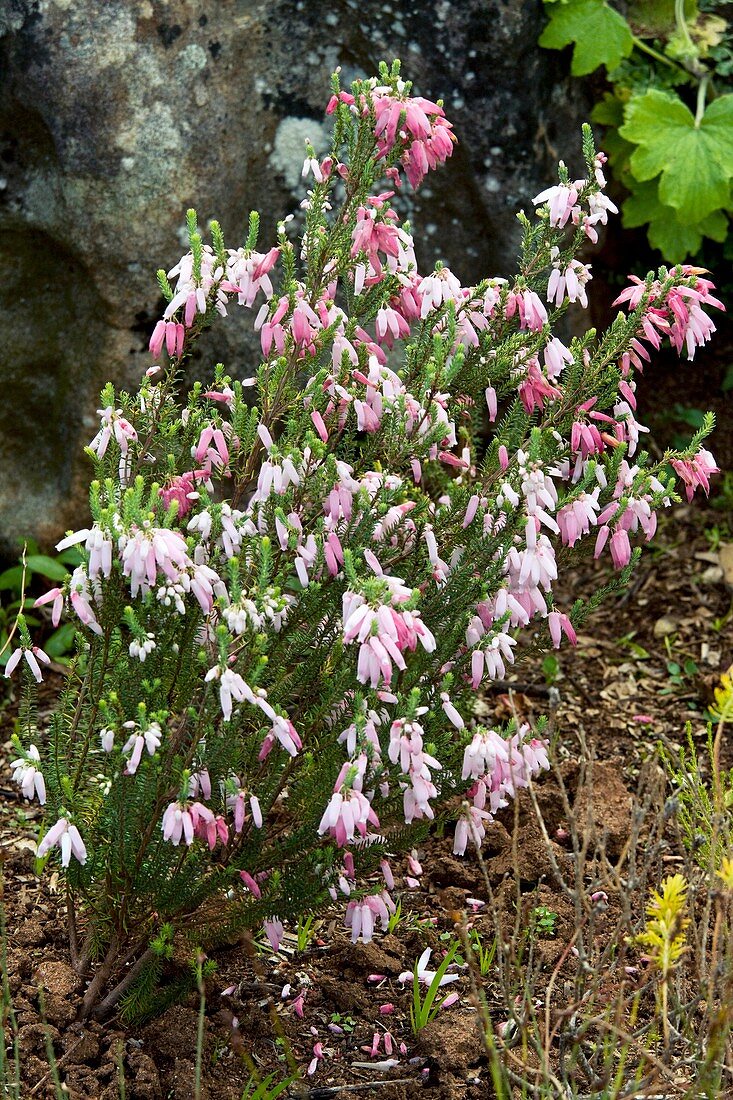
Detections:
[7, 60, 722, 1020]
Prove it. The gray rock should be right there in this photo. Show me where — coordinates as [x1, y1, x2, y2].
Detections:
[0, 0, 588, 554]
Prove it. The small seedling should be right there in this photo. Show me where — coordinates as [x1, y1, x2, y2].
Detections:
[664, 658, 699, 690]
[329, 1012, 356, 1033]
[387, 899, 402, 934]
[295, 914, 318, 952]
[616, 631, 651, 660]
[531, 906, 558, 938]
[241, 1072, 298, 1099]
[661, 635, 699, 695]
[711, 605, 732, 635]
[409, 942, 460, 1035]
[467, 929, 498, 976]
[704, 525, 727, 553]
[541, 654, 560, 685]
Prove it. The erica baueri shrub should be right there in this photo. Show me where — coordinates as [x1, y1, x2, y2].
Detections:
[7, 60, 722, 1021]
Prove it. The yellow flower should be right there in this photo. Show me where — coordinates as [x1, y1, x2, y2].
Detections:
[635, 874, 690, 978]
[710, 665, 733, 724]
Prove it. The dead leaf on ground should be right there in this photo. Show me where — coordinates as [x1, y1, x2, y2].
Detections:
[717, 542, 733, 585]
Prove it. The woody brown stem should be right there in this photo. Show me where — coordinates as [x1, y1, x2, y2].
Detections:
[91, 947, 156, 1020]
[77, 933, 120, 1021]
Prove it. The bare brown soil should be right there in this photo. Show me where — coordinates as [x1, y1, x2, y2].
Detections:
[1, 490, 731, 1098]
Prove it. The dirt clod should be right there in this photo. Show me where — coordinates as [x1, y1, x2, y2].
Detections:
[419, 1010, 485, 1073]
[574, 759, 633, 859]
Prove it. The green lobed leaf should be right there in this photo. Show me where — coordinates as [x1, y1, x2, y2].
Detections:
[623, 178, 729, 260]
[591, 91, 625, 128]
[625, 0, 697, 37]
[694, 209, 727, 242]
[56, 547, 85, 567]
[44, 623, 77, 659]
[539, 0, 634, 75]
[0, 566, 23, 592]
[646, 212, 726, 262]
[616, 178, 660, 227]
[24, 555, 69, 582]
[648, 217, 699, 262]
[620, 89, 733, 225]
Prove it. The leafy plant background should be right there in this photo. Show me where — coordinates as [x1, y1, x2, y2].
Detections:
[540, 0, 733, 261]
[0, 543, 82, 669]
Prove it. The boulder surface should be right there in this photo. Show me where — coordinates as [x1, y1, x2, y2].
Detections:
[0, 0, 586, 553]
